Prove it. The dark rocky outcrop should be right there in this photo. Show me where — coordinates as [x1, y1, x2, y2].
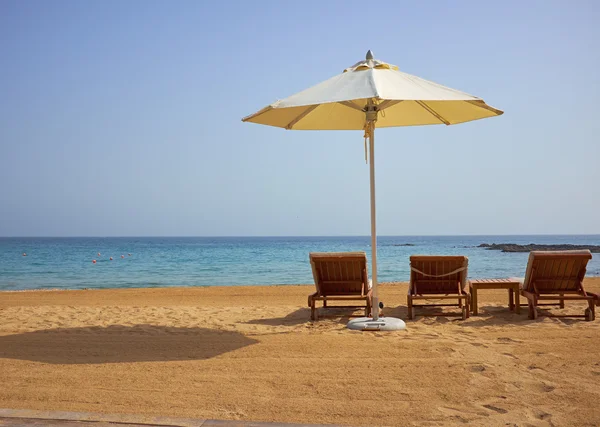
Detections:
[478, 243, 600, 253]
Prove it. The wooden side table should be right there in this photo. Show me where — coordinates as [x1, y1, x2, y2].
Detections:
[469, 279, 521, 315]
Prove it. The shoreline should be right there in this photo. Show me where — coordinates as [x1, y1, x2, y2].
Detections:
[0, 283, 315, 293]
[0, 282, 395, 293]
[4, 275, 600, 294]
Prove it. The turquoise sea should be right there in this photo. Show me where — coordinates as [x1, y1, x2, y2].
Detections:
[0, 236, 599, 291]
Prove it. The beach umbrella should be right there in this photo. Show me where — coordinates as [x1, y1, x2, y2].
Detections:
[242, 51, 503, 330]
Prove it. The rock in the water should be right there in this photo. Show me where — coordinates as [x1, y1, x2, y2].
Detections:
[477, 243, 600, 253]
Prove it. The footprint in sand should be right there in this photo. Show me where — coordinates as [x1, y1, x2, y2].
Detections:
[469, 342, 489, 348]
[538, 383, 556, 393]
[420, 333, 440, 339]
[482, 404, 508, 414]
[502, 352, 519, 359]
[437, 406, 473, 423]
[469, 364, 487, 373]
[497, 337, 522, 343]
[532, 409, 552, 421]
[527, 382, 556, 393]
[505, 382, 521, 392]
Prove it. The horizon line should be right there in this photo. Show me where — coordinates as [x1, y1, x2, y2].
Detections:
[1, 234, 600, 239]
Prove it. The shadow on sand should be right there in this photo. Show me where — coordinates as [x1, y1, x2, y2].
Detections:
[0, 325, 258, 364]
[244, 303, 594, 329]
[245, 308, 312, 326]
[245, 307, 370, 326]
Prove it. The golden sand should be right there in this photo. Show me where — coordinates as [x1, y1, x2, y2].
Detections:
[1, 279, 599, 426]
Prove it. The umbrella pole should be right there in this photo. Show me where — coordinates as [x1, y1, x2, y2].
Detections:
[368, 123, 379, 321]
[347, 98, 405, 331]
[347, 119, 405, 331]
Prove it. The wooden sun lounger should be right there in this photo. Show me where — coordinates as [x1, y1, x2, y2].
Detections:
[308, 252, 373, 321]
[407, 255, 470, 320]
[519, 250, 599, 321]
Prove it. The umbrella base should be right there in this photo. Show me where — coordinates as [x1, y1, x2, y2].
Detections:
[346, 317, 406, 331]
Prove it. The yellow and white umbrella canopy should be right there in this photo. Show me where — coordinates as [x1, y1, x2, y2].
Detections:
[243, 51, 502, 329]
[243, 51, 502, 130]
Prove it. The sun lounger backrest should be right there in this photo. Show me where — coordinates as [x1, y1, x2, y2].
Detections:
[522, 250, 592, 293]
[409, 255, 468, 295]
[309, 252, 368, 296]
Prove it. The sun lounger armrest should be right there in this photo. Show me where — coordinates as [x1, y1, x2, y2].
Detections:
[587, 292, 600, 306]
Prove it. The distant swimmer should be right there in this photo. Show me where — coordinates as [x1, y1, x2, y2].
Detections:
[121, 255, 124, 258]
[109, 257, 113, 260]
[128, 253, 131, 256]
[22, 253, 26, 256]
[92, 260, 97, 264]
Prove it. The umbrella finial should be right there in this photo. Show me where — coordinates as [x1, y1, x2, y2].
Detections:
[366, 50, 374, 60]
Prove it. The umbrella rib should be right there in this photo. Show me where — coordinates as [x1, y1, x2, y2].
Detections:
[242, 105, 273, 122]
[338, 101, 365, 112]
[465, 100, 504, 116]
[285, 105, 319, 129]
[376, 100, 403, 111]
[416, 101, 451, 125]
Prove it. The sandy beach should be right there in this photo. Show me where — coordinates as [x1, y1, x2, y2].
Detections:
[1, 280, 599, 427]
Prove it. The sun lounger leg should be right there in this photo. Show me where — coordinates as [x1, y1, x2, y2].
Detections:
[310, 299, 317, 321]
[585, 300, 595, 321]
[458, 298, 462, 308]
[559, 294, 565, 309]
[407, 296, 414, 320]
[528, 299, 538, 320]
[460, 295, 469, 320]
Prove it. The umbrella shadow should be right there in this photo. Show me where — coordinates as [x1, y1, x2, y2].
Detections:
[0, 325, 258, 365]
[386, 304, 458, 323]
[245, 307, 370, 326]
[245, 308, 311, 326]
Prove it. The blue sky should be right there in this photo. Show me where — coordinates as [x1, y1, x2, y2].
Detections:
[0, 0, 598, 236]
